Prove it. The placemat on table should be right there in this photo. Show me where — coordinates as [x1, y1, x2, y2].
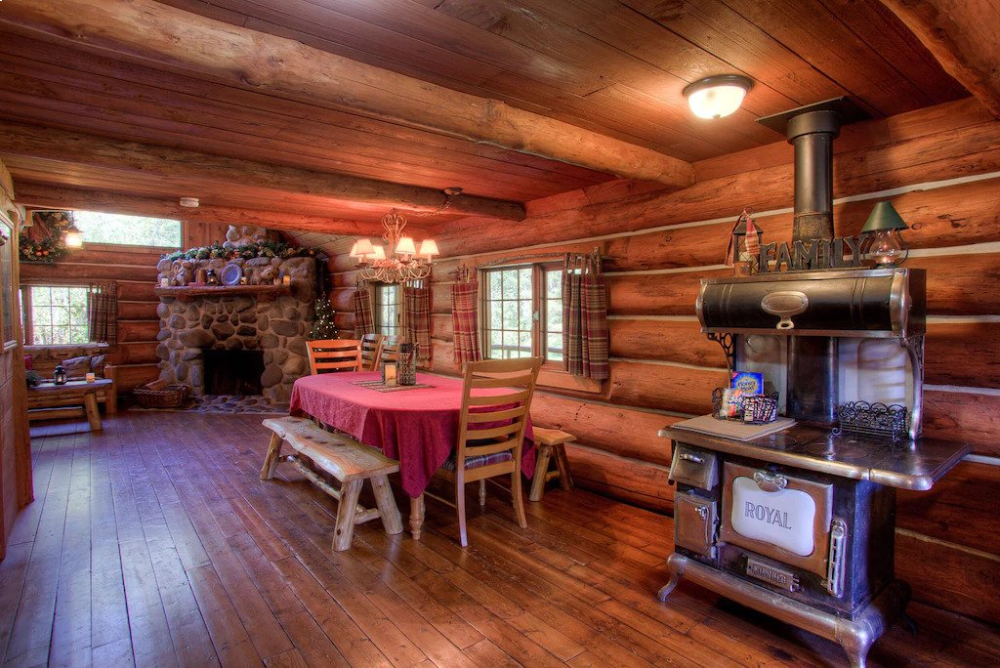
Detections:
[350, 380, 435, 393]
[671, 414, 796, 441]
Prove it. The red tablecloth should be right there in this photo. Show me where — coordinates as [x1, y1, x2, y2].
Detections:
[289, 371, 535, 497]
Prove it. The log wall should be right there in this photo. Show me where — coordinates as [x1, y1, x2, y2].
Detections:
[333, 98, 1000, 624]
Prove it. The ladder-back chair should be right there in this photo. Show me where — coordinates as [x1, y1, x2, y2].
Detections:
[435, 357, 542, 547]
[361, 333, 385, 371]
[306, 339, 363, 375]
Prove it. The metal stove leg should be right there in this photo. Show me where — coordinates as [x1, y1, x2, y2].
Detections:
[657, 553, 686, 601]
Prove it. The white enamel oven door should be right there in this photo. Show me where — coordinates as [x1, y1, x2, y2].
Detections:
[720, 462, 833, 578]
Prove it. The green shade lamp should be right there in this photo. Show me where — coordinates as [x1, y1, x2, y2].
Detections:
[861, 201, 909, 267]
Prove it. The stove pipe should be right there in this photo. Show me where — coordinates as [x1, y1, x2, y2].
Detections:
[757, 99, 864, 426]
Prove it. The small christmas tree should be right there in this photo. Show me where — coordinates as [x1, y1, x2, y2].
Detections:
[308, 294, 339, 340]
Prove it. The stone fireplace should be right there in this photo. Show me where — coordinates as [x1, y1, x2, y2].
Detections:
[155, 256, 317, 405]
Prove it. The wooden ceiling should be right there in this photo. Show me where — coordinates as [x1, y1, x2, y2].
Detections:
[0, 0, 972, 231]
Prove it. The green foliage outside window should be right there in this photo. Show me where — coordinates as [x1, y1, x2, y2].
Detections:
[74, 211, 182, 248]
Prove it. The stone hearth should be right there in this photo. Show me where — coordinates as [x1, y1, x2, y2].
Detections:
[155, 256, 316, 405]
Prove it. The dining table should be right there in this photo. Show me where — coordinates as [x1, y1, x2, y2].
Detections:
[288, 370, 536, 539]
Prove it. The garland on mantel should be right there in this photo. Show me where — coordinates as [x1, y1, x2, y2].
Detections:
[162, 240, 318, 262]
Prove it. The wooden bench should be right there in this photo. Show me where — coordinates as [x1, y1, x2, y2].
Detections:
[529, 427, 575, 502]
[259, 416, 403, 551]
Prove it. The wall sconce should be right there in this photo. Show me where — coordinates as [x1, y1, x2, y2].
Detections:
[861, 201, 909, 267]
[63, 224, 84, 248]
[683, 75, 754, 119]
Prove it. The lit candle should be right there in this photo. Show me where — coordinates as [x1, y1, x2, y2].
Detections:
[282, 274, 291, 285]
[384, 363, 397, 386]
[85, 372, 96, 383]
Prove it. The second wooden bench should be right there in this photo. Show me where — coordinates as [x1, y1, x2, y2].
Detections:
[260, 416, 403, 551]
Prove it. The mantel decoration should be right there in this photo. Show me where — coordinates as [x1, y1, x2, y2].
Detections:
[162, 240, 317, 263]
[19, 210, 80, 263]
[349, 210, 439, 283]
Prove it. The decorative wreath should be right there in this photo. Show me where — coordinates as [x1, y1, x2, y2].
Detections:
[20, 210, 73, 263]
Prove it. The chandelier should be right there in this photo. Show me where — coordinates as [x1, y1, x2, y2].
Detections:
[350, 211, 439, 283]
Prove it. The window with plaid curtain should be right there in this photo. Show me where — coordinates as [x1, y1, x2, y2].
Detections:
[404, 279, 431, 361]
[451, 265, 482, 365]
[88, 281, 117, 345]
[562, 253, 609, 380]
[352, 282, 375, 337]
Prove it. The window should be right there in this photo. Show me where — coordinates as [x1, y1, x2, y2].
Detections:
[73, 211, 182, 248]
[375, 284, 401, 338]
[21, 285, 92, 345]
[481, 264, 563, 363]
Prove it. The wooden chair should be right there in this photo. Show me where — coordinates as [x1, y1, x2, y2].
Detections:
[434, 357, 542, 547]
[260, 416, 403, 551]
[379, 336, 400, 365]
[306, 339, 362, 375]
[528, 427, 575, 502]
[361, 333, 385, 371]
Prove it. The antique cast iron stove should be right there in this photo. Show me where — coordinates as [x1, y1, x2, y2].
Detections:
[656, 100, 970, 668]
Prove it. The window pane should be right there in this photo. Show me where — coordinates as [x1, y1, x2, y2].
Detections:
[546, 270, 562, 298]
[547, 333, 564, 361]
[518, 331, 531, 358]
[74, 211, 182, 248]
[502, 302, 518, 330]
[519, 300, 533, 331]
[519, 268, 532, 299]
[28, 285, 93, 345]
[502, 270, 517, 300]
[546, 301, 562, 331]
[488, 272, 502, 299]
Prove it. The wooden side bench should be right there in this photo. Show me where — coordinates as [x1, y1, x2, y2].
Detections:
[529, 427, 575, 502]
[259, 416, 404, 551]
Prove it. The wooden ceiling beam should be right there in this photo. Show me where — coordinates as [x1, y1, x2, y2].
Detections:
[879, 0, 1000, 118]
[0, 0, 694, 188]
[11, 182, 391, 237]
[0, 122, 525, 221]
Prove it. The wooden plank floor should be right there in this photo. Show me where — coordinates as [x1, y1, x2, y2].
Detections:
[2, 411, 998, 667]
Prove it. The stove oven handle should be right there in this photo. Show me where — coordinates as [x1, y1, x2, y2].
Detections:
[753, 470, 788, 493]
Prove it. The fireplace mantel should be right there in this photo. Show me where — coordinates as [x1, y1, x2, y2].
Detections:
[155, 284, 291, 302]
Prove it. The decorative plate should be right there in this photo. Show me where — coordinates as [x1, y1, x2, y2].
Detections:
[221, 263, 243, 286]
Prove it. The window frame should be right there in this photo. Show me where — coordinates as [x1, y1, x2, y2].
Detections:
[374, 283, 402, 338]
[20, 281, 96, 347]
[479, 262, 564, 369]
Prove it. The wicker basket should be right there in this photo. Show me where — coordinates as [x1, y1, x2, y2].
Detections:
[134, 379, 191, 408]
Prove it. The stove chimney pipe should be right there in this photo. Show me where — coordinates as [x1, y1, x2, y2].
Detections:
[757, 98, 867, 426]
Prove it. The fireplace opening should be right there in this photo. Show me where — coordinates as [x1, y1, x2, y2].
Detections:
[203, 349, 265, 396]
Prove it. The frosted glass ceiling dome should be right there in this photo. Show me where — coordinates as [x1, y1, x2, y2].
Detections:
[683, 75, 754, 120]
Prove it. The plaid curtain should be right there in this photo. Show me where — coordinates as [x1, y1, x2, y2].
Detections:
[352, 284, 375, 337]
[563, 253, 609, 380]
[451, 265, 481, 365]
[88, 282, 117, 344]
[404, 281, 431, 361]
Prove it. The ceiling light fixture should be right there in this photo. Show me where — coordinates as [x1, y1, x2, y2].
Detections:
[350, 210, 439, 283]
[683, 75, 753, 120]
[179, 197, 200, 208]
